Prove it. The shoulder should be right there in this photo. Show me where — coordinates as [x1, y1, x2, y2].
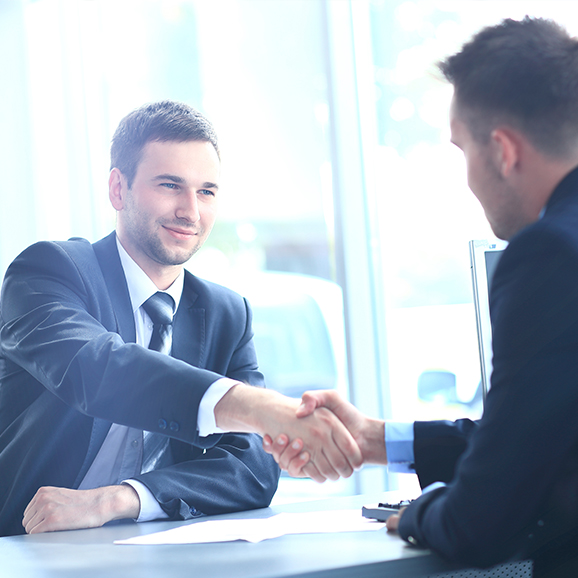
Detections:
[7, 237, 97, 276]
[490, 211, 578, 360]
[495, 210, 578, 291]
[3, 236, 112, 303]
[183, 271, 249, 312]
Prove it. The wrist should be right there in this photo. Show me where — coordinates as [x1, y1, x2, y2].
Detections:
[100, 485, 140, 523]
[360, 418, 388, 465]
[214, 384, 292, 434]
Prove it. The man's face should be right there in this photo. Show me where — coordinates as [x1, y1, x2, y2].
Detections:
[113, 140, 220, 281]
[449, 97, 527, 240]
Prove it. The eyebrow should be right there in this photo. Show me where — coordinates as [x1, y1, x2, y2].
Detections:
[153, 174, 219, 190]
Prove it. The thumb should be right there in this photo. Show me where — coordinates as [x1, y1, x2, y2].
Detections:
[296, 390, 336, 417]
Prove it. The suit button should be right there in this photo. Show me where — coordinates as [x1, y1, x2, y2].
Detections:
[170, 421, 180, 432]
[407, 536, 419, 546]
[158, 419, 167, 430]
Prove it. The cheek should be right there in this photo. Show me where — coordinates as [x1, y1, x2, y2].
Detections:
[465, 155, 485, 199]
[200, 203, 218, 226]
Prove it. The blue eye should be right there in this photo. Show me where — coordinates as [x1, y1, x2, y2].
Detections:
[199, 189, 215, 196]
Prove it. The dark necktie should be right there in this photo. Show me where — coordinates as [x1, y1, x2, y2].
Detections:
[141, 291, 175, 473]
[142, 292, 175, 354]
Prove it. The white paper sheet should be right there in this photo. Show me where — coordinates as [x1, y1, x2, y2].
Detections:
[114, 509, 386, 545]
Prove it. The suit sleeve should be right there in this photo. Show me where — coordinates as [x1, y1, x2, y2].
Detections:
[0, 240, 225, 445]
[399, 227, 578, 568]
[413, 419, 478, 489]
[132, 291, 279, 518]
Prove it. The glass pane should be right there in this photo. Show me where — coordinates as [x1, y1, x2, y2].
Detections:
[11, 0, 353, 501]
[367, 1, 578, 420]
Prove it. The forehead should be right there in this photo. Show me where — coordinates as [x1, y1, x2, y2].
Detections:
[137, 140, 220, 176]
[449, 95, 470, 147]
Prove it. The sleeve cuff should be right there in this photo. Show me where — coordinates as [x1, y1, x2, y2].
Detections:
[122, 479, 169, 522]
[197, 378, 240, 437]
[385, 421, 416, 474]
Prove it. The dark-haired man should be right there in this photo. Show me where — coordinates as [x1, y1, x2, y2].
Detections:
[0, 101, 361, 536]
[267, 17, 578, 576]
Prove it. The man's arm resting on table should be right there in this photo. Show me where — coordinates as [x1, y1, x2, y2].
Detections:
[22, 485, 140, 534]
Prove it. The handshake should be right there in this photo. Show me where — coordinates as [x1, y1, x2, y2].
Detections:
[215, 386, 388, 484]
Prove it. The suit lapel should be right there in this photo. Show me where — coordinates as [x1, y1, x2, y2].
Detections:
[92, 232, 136, 343]
[172, 271, 205, 367]
[74, 233, 136, 487]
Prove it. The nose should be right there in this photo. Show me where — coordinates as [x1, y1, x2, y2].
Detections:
[176, 190, 201, 223]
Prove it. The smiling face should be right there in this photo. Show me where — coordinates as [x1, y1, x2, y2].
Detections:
[110, 139, 220, 287]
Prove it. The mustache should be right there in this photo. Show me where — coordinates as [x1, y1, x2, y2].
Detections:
[159, 219, 203, 234]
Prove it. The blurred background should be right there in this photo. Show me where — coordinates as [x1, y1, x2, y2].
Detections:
[2, 0, 576, 501]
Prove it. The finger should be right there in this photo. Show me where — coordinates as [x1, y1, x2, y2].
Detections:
[386, 514, 400, 532]
[309, 448, 340, 482]
[313, 408, 361, 477]
[302, 462, 327, 484]
[22, 509, 36, 534]
[22, 491, 42, 533]
[23, 507, 48, 535]
[277, 438, 305, 470]
[296, 390, 332, 418]
[286, 450, 310, 477]
[268, 434, 290, 463]
[297, 390, 342, 418]
[26, 516, 47, 534]
[330, 418, 363, 472]
[321, 446, 352, 479]
[262, 434, 274, 453]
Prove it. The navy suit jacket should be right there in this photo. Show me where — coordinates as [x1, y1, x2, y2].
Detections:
[0, 232, 279, 537]
[400, 167, 578, 576]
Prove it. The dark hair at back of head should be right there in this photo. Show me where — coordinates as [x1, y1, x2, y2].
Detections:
[110, 100, 219, 188]
[438, 17, 578, 157]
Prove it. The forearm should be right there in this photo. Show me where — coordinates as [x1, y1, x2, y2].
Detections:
[214, 384, 296, 435]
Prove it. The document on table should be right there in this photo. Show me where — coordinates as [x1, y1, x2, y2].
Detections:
[114, 509, 386, 545]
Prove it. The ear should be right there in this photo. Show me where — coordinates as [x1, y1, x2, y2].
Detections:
[109, 168, 126, 211]
[490, 128, 520, 178]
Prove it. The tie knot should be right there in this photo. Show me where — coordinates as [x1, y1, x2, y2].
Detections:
[142, 292, 175, 326]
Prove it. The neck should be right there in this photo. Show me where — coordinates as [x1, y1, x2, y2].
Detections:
[115, 233, 182, 290]
[146, 266, 182, 291]
[517, 153, 578, 224]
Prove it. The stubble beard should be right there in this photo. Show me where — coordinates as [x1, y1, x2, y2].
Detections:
[125, 211, 204, 267]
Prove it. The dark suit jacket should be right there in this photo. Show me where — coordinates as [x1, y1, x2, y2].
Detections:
[0, 232, 279, 537]
[399, 166, 578, 576]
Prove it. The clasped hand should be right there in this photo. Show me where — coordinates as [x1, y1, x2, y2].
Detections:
[262, 390, 387, 483]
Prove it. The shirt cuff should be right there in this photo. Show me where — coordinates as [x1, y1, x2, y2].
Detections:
[385, 421, 416, 474]
[422, 481, 447, 494]
[122, 479, 169, 522]
[197, 377, 240, 437]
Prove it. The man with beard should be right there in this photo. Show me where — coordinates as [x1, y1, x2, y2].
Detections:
[0, 100, 361, 536]
[267, 17, 578, 577]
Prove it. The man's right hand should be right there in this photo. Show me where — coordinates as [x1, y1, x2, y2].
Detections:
[214, 385, 363, 483]
[22, 485, 140, 534]
[262, 390, 387, 479]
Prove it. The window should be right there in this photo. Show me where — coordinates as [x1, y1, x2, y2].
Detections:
[3, 0, 577, 501]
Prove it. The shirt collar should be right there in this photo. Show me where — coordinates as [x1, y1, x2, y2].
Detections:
[115, 235, 184, 315]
